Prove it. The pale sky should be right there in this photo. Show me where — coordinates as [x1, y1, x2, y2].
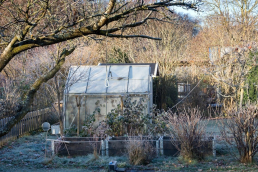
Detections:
[173, 7, 207, 21]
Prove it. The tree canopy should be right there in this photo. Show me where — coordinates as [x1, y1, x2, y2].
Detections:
[0, 0, 200, 72]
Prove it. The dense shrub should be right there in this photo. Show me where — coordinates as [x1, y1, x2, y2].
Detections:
[167, 108, 208, 161]
[220, 104, 258, 163]
[126, 136, 156, 165]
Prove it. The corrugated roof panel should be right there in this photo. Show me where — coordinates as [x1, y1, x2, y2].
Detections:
[66, 66, 90, 93]
[107, 79, 128, 93]
[98, 63, 159, 77]
[66, 65, 151, 94]
[129, 66, 149, 79]
[68, 66, 90, 82]
[109, 65, 129, 78]
[89, 66, 108, 80]
[86, 80, 107, 93]
[128, 79, 149, 93]
[68, 82, 88, 93]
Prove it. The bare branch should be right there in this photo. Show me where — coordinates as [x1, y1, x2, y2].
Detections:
[0, 46, 76, 137]
[104, 33, 162, 40]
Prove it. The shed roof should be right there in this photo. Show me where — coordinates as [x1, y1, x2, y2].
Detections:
[65, 65, 151, 94]
[98, 63, 159, 77]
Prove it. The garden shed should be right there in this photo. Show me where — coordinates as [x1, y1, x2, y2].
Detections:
[63, 64, 155, 132]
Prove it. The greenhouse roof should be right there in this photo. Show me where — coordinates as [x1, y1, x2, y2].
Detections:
[98, 63, 159, 77]
[65, 65, 151, 94]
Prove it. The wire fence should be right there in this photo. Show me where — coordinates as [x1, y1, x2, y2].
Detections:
[47, 136, 217, 157]
[0, 107, 55, 147]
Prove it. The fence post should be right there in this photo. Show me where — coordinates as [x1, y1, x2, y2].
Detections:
[213, 135, 216, 157]
[101, 140, 105, 156]
[156, 139, 159, 155]
[159, 136, 163, 155]
[105, 138, 109, 156]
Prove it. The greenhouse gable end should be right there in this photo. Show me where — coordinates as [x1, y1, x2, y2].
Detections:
[63, 65, 154, 132]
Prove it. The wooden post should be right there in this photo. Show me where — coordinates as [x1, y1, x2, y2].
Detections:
[0, 119, 3, 147]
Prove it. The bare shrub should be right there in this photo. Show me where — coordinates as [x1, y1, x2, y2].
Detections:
[167, 108, 208, 161]
[220, 104, 258, 163]
[0, 80, 21, 118]
[91, 137, 100, 161]
[126, 136, 156, 165]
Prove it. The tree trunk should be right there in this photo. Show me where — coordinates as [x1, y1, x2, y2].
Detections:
[240, 152, 253, 163]
[54, 75, 64, 136]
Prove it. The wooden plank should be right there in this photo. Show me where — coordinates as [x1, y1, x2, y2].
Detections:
[36, 110, 38, 129]
[10, 117, 14, 140]
[7, 117, 10, 142]
[29, 112, 32, 132]
[41, 109, 44, 123]
[14, 122, 17, 139]
[22, 119, 24, 136]
[0, 119, 3, 147]
[8, 117, 11, 142]
[24, 117, 26, 134]
[23, 117, 25, 134]
[3, 118, 6, 144]
[19, 121, 21, 137]
[38, 110, 41, 128]
[32, 111, 35, 130]
[35, 110, 38, 129]
[25, 116, 28, 133]
[20, 119, 23, 136]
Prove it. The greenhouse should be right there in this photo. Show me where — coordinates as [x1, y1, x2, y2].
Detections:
[63, 64, 155, 132]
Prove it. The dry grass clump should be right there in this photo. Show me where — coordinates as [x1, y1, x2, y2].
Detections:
[126, 137, 156, 165]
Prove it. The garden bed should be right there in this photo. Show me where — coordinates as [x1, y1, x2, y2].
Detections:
[161, 136, 214, 157]
[1, 131, 258, 171]
[55, 137, 104, 156]
[107, 136, 158, 157]
[53, 136, 214, 157]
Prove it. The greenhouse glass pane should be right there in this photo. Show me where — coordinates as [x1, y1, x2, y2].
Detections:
[68, 66, 90, 82]
[68, 82, 87, 93]
[109, 66, 129, 78]
[129, 66, 149, 79]
[89, 66, 108, 80]
[128, 79, 149, 93]
[107, 79, 128, 93]
[87, 80, 107, 93]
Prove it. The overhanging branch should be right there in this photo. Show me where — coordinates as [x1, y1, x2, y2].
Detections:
[104, 33, 162, 40]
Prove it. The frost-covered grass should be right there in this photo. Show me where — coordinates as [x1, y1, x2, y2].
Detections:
[1, 124, 258, 171]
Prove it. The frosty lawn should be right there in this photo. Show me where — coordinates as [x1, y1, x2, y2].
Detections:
[1, 120, 258, 172]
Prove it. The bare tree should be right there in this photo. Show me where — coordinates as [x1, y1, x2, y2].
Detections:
[204, 0, 258, 42]
[0, 46, 75, 137]
[0, 0, 200, 137]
